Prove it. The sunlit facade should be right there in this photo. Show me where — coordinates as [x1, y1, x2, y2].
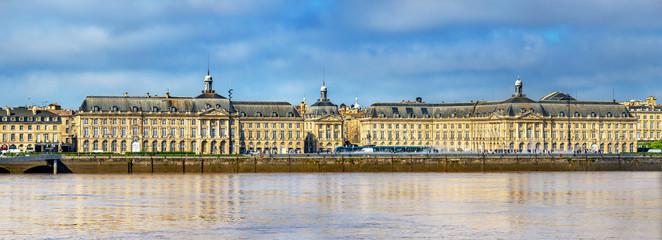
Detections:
[358, 77, 638, 153]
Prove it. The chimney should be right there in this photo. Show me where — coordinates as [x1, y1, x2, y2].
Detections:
[125, 92, 128, 97]
[32, 105, 37, 115]
[146, 92, 150, 98]
[166, 92, 170, 98]
[5, 107, 10, 115]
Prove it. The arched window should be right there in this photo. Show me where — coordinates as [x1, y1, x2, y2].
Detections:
[272, 112, 278, 117]
[93, 106, 101, 112]
[216, 104, 221, 109]
[132, 106, 139, 112]
[240, 112, 246, 117]
[607, 112, 613, 117]
[530, 108, 535, 112]
[288, 112, 294, 117]
[559, 111, 565, 117]
[153, 106, 159, 112]
[591, 112, 596, 117]
[170, 107, 177, 112]
[112, 106, 119, 112]
[256, 112, 262, 117]
[574, 112, 580, 117]
[621, 112, 627, 117]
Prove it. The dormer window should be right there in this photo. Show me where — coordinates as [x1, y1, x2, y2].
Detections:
[288, 112, 294, 117]
[530, 108, 535, 112]
[559, 112, 565, 117]
[153, 106, 159, 112]
[591, 112, 596, 117]
[112, 106, 119, 112]
[574, 112, 580, 117]
[93, 106, 101, 112]
[607, 112, 613, 117]
[240, 112, 246, 117]
[170, 107, 177, 112]
[256, 112, 262, 117]
[132, 106, 139, 112]
[621, 112, 627, 117]
[272, 112, 278, 117]
[216, 104, 221, 109]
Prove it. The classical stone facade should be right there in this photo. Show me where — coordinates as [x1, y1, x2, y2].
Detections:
[2, 72, 651, 154]
[358, 77, 638, 153]
[0, 105, 73, 153]
[627, 105, 662, 143]
[74, 71, 322, 154]
[301, 81, 344, 153]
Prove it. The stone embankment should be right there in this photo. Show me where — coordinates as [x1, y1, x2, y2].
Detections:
[3, 155, 660, 173]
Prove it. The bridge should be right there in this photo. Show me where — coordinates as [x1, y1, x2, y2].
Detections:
[0, 154, 69, 174]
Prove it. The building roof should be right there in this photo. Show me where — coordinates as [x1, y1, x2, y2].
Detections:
[233, 101, 301, 118]
[0, 107, 62, 123]
[539, 91, 578, 101]
[365, 98, 632, 119]
[79, 95, 235, 113]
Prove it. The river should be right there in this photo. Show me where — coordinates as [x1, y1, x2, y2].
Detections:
[1, 172, 660, 239]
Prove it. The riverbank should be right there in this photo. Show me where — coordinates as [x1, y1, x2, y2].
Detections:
[1, 155, 661, 173]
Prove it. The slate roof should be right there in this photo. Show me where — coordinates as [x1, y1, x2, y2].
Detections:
[233, 101, 301, 118]
[0, 107, 62, 123]
[539, 91, 578, 101]
[365, 97, 632, 119]
[79, 96, 235, 113]
[306, 100, 339, 117]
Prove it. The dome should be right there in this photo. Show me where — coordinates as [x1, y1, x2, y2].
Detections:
[205, 74, 212, 81]
[515, 75, 522, 86]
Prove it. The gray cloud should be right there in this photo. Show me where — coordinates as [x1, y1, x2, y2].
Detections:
[0, 0, 661, 109]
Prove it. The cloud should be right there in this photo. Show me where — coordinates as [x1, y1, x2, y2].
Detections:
[0, 0, 661, 109]
[345, 0, 662, 32]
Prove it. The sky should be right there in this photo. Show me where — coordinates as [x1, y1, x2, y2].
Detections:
[1, 0, 661, 110]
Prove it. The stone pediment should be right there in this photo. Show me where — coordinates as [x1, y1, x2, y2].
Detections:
[487, 113, 502, 120]
[199, 108, 229, 116]
[313, 114, 343, 122]
[516, 112, 543, 120]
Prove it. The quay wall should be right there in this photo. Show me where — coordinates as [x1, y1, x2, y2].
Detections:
[2, 155, 660, 173]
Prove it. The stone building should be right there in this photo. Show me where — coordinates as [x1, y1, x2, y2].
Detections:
[0, 106, 72, 153]
[75, 70, 302, 154]
[359, 76, 638, 153]
[626, 104, 662, 143]
[302, 81, 344, 153]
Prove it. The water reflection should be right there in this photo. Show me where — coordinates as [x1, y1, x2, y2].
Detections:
[0, 172, 660, 239]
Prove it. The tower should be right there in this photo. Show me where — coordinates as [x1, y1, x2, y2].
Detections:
[320, 81, 327, 102]
[203, 69, 214, 94]
[515, 75, 523, 97]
